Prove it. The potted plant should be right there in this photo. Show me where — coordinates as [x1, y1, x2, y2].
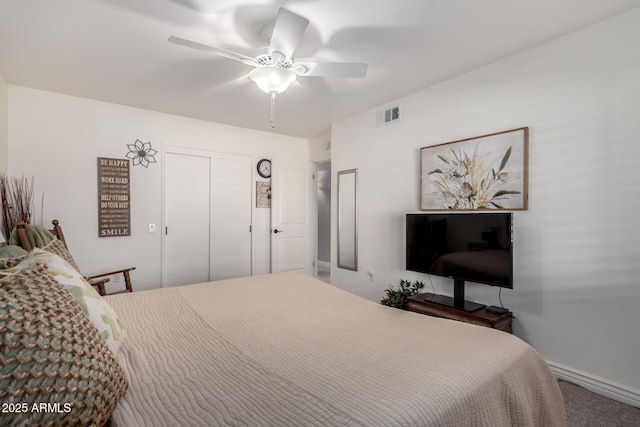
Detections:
[380, 280, 425, 310]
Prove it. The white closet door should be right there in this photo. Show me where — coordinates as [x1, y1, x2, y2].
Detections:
[164, 153, 210, 287]
[210, 156, 252, 280]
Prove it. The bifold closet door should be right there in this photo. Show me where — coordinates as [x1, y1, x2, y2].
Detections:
[164, 150, 252, 287]
[210, 157, 252, 280]
[164, 153, 211, 287]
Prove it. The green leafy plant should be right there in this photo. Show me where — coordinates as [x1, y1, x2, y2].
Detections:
[380, 280, 425, 310]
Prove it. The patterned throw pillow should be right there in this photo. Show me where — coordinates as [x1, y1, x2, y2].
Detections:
[0, 254, 39, 279]
[0, 245, 29, 271]
[42, 238, 82, 273]
[0, 263, 128, 426]
[0, 256, 24, 270]
[14, 249, 125, 355]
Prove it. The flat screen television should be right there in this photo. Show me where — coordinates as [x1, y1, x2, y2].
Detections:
[406, 212, 513, 312]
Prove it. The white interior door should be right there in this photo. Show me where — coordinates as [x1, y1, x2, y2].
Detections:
[164, 152, 210, 287]
[271, 162, 312, 274]
[210, 156, 252, 280]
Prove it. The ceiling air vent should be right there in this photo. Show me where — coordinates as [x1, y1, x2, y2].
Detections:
[376, 105, 401, 127]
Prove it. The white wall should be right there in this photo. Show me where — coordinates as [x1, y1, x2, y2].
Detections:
[0, 71, 7, 173]
[8, 86, 309, 290]
[309, 131, 331, 163]
[331, 8, 640, 401]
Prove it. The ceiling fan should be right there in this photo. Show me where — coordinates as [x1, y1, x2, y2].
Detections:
[169, 7, 368, 127]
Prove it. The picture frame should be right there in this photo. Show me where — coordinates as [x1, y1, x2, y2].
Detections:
[256, 181, 271, 208]
[421, 127, 528, 211]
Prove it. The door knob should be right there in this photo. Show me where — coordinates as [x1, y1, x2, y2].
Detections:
[273, 229, 283, 233]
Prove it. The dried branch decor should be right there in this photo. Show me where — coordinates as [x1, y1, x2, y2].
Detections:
[0, 175, 35, 241]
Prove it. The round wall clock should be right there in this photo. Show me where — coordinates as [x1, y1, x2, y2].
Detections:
[257, 159, 272, 178]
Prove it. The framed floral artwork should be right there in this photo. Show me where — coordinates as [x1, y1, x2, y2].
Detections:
[421, 127, 528, 210]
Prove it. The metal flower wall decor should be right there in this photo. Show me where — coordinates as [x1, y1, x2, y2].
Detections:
[126, 139, 157, 168]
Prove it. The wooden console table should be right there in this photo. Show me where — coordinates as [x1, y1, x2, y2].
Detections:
[407, 293, 513, 333]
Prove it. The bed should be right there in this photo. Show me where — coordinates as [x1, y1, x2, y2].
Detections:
[1, 240, 565, 426]
[103, 272, 566, 426]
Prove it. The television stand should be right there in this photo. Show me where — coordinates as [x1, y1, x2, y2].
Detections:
[439, 278, 486, 312]
[426, 294, 485, 313]
[407, 293, 513, 333]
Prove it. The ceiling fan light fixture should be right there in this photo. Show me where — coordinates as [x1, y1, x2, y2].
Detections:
[249, 65, 297, 94]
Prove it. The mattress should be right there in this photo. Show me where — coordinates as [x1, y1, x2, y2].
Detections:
[105, 272, 566, 426]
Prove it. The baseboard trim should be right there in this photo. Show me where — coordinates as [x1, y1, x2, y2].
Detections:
[548, 360, 640, 408]
[317, 260, 330, 271]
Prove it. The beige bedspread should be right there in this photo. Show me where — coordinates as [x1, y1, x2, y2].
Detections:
[106, 273, 566, 426]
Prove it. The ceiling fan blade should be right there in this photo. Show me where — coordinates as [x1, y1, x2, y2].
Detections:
[168, 36, 257, 66]
[269, 8, 309, 60]
[293, 61, 368, 78]
[210, 74, 251, 92]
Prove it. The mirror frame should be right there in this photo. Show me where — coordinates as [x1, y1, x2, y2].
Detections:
[337, 168, 358, 271]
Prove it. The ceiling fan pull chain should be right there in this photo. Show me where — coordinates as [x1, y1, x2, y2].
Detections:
[270, 91, 276, 128]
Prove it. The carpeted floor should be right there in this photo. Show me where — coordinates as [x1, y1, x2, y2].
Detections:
[559, 380, 640, 426]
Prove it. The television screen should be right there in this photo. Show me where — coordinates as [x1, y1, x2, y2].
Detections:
[406, 213, 513, 289]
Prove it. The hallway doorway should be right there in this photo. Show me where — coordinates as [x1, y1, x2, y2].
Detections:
[316, 161, 331, 283]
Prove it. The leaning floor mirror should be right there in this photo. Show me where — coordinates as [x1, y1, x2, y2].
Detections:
[337, 169, 358, 271]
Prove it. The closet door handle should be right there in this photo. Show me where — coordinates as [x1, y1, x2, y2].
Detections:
[273, 229, 283, 234]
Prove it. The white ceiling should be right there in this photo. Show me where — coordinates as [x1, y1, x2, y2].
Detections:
[1, 0, 639, 139]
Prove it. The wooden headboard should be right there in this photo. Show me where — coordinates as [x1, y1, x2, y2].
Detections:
[15, 220, 67, 251]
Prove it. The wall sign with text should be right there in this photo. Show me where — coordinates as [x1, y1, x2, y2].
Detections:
[97, 157, 131, 237]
